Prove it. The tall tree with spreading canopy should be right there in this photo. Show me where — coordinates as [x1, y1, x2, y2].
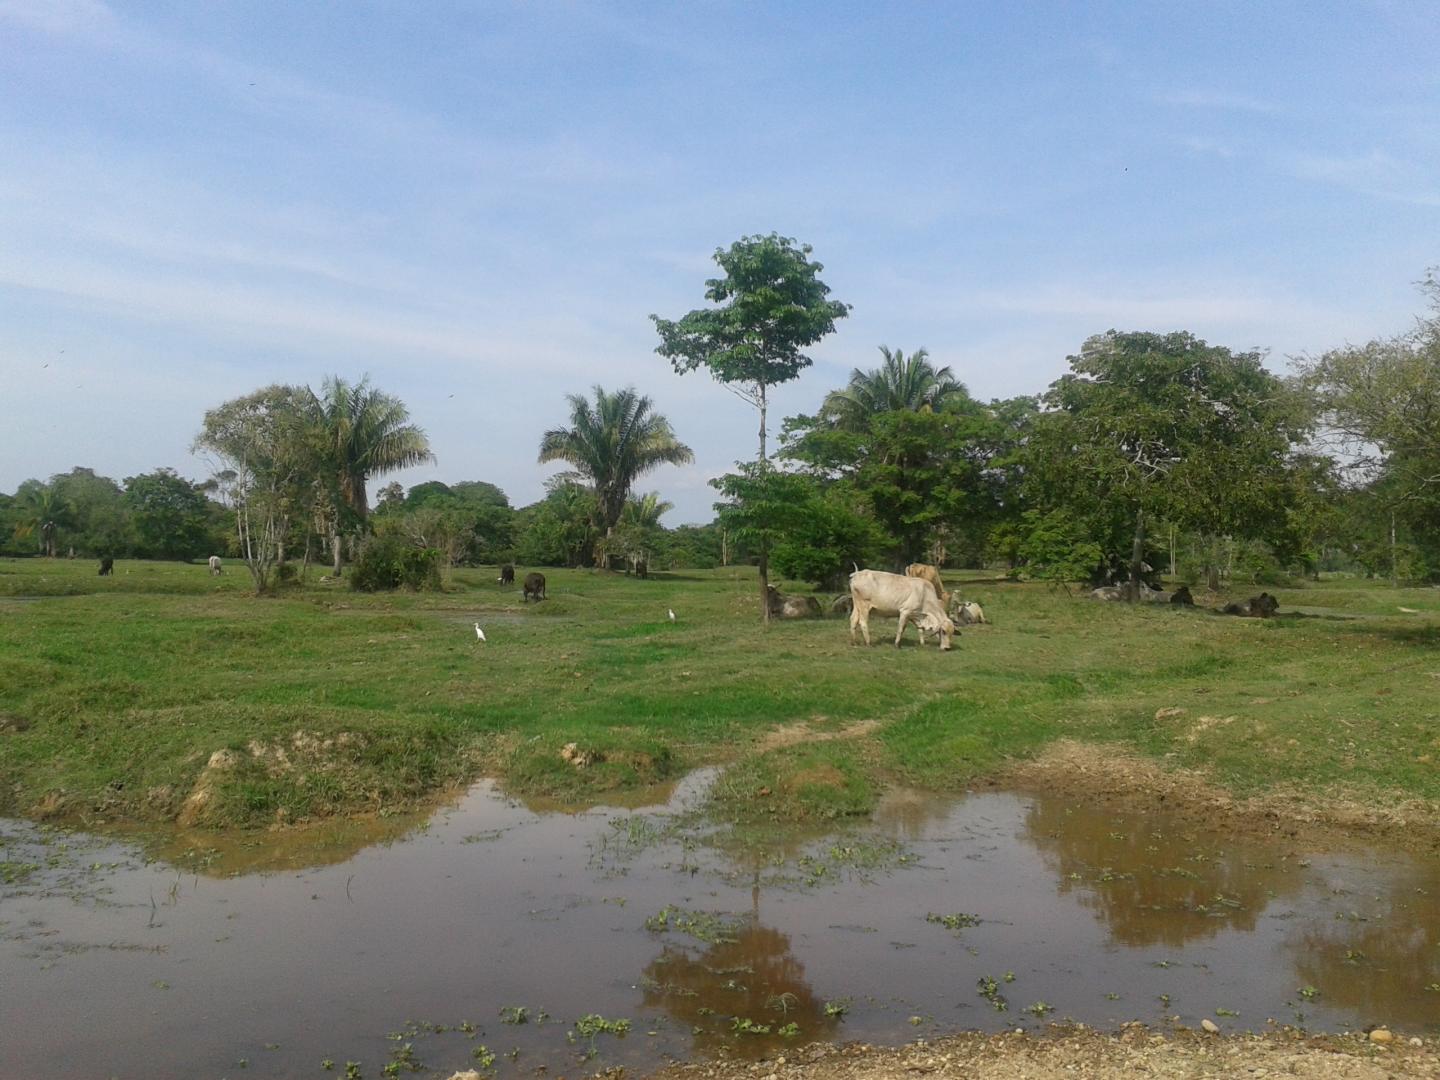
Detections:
[1029, 331, 1303, 597]
[818, 346, 967, 430]
[652, 233, 849, 618]
[194, 385, 318, 593]
[306, 375, 434, 575]
[537, 385, 693, 565]
[1295, 271, 1440, 575]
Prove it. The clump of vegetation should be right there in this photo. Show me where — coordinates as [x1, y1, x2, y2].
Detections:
[926, 911, 982, 932]
[574, 1014, 630, 1038]
[644, 905, 746, 944]
[348, 536, 442, 592]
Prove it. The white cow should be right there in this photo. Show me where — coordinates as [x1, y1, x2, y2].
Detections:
[208, 555, 222, 575]
[849, 569, 956, 650]
[954, 600, 987, 625]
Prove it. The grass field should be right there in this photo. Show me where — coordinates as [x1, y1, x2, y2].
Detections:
[2, 557, 1438, 834]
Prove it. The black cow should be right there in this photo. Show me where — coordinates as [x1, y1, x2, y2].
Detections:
[1169, 584, 1195, 606]
[498, 564, 515, 586]
[98, 557, 114, 576]
[1222, 592, 1279, 618]
[523, 571, 547, 602]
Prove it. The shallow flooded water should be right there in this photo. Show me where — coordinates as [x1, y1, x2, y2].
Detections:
[3, 776, 1439, 1079]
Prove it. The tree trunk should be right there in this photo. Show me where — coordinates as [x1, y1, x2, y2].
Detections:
[332, 526, 343, 576]
[757, 379, 771, 624]
[1168, 525, 1177, 578]
[1126, 508, 1145, 602]
[1206, 564, 1221, 592]
[1390, 511, 1398, 587]
[758, 548, 771, 625]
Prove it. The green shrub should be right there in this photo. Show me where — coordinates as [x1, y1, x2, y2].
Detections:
[349, 535, 443, 592]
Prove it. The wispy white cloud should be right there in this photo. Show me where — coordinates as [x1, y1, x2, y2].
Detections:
[0, 0, 113, 35]
[1176, 135, 1237, 159]
[1162, 89, 1280, 115]
[1292, 149, 1440, 207]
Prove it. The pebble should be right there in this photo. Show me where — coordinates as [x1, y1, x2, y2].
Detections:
[1369, 1028, 1393, 1043]
[1201, 1019, 1220, 1034]
[1410, 1037, 1424, 1047]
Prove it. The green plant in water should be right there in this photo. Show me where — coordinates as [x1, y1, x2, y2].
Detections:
[1298, 985, 1320, 1000]
[824, 999, 851, 1018]
[470, 1045, 495, 1068]
[575, 1015, 631, 1038]
[730, 1017, 771, 1035]
[778, 1022, 800, 1037]
[499, 1005, 529, 1025]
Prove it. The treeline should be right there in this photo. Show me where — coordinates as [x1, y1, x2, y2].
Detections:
[5, 236, 1438, 595]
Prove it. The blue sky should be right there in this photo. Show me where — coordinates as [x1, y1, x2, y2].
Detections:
[3, 1, 1437, 523]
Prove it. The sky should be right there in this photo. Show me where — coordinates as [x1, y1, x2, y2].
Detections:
[2, 1, 1438, 523]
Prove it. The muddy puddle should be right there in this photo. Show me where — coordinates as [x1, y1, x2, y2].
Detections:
[4, 776, 1439, 1080]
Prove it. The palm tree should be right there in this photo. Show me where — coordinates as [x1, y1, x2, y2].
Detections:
[620, 492, 674, 530]
[308, 375, 434, 573]
[818, 346, 969, 430]
[538, 386, 693, 562]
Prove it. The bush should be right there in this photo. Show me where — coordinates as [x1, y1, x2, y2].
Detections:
[349, 535, 443, 592]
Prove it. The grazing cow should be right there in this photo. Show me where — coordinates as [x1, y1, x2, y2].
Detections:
[849, 569, 956, 650]
[208, 555, 223, 576]
[954, 600, 987, 626]
[904, 563, 950, 608]
[498, 564, 515, 586]
[523, 571, 547, 602]
[1224, 592, 1279, 618]
[1170, 584, 1194, 606]
[98, 557, 114, 576]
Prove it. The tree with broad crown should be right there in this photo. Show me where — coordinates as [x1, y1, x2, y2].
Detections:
[1295, 271, 1440, 573]
[1029, 330, 1302, 598]
[652, 233, 849, 619]
[537, 385, 693, 566]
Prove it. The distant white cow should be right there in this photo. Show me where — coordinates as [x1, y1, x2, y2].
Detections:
[849, 569, 956, 650]
[208, 555, 222, 576]
[954, 600, 987, 625]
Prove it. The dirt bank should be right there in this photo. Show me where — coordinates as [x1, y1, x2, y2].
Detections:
[1000, 740, 1440, 855]
[636, 1026, 1437, 1080]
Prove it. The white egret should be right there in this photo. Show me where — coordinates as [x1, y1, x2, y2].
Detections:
[474, 623, 486, 642]
[668, 609, 676, 622]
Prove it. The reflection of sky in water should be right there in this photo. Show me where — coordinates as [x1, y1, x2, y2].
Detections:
[3, 779, 1438, 1079]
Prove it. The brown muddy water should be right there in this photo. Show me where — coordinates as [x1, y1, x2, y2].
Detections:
[3, 775, 1439, 1080]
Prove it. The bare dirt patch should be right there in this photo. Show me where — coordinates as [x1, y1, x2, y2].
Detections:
[1001, 740, 1440, 854]
[636, 1027, 1437, 1080]
[760, 718, 880, 752]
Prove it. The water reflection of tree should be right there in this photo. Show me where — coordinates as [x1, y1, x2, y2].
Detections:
[640, 911, 829, 1056]
[1023, 796, 1302, 947]
[1288, 867, 1440, 1029]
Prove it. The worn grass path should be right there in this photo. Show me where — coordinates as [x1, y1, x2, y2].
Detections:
[2, 558, 1438, 836]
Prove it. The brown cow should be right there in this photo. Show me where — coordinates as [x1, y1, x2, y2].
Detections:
[523, 571, 547, 602]
[904, 563, 950, 608]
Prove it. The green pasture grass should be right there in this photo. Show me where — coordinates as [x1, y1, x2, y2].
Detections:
[1, 557, 1438, 831]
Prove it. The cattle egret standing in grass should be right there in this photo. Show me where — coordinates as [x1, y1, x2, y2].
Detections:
[474, 623, 486, 642]
[668, 609, 676, 622]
